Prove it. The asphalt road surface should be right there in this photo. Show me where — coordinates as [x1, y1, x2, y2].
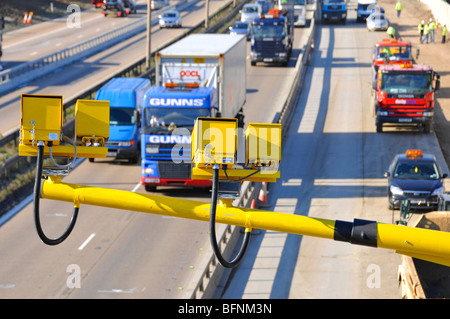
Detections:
[221, 7, 450, 299]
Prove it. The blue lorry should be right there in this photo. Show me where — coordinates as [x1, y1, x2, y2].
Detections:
[140, 84, 218, 191]
[321, 0, 347, 24]
[93, 77, 150, 163]
[140, 34, 247, 192]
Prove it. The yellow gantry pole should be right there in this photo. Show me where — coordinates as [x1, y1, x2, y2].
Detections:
[41, 176, 450, 267]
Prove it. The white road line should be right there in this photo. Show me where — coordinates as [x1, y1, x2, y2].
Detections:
[77, 183, 140, 250]
[78, 233, 96, 250]
[131, 182, 141, 193]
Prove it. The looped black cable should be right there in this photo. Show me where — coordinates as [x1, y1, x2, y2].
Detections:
[34, 142, 79, 245]
[209, 165, 251, 268]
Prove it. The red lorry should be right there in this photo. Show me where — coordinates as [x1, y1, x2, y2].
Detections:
[374, 63, 440, 133]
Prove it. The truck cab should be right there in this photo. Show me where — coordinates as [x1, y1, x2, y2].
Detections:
[356, 0, 377, 22]
[94, 77, 150, 163]
[374, 64, 440, 133]
[321, 0, 347, 24]
[140, 84, 216, 191]
[250, 8, 294, 66]
[372, 39, 414, 87]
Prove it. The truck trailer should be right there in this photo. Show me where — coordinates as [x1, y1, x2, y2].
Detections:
[141, 34, 247, 191]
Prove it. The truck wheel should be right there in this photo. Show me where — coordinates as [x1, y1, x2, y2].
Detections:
[423, 124, 431, 133]
[89, 158, 95, 162]
[145, 185, 157, 192]
[251, 61, 256, 66]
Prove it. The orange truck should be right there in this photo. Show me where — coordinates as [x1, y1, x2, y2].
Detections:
[374, 63, 440, 133]
[371, 39, 416, 88]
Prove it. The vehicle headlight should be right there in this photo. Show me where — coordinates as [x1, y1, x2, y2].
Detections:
[432, 186, 444, 196]
[423, 111, 433, 117]
[390, 185, 404, 196]
[143, 168, 154, 175]
[118, 141, 132, 147]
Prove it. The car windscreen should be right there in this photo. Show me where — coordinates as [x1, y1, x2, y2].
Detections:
[142, 107, 210, 134]
[110, 107, 136, 125]
[233, 22, 249, 29]
[381, 72, 432, 94]
[393, 161, 440, 180]
[243, 6, 258, 13]
[376, 45, 411, 61]
[252, 24, 285, 37]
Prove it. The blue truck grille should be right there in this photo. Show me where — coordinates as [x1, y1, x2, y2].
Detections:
[157, 162, 192, 179]
[146, 143, 191, 161]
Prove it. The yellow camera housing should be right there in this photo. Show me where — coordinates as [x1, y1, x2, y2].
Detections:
[18, 95, 109, 159]
[192, 117, 238, 168]
[75, 99, 110, 146]
[245, 123, 281, 169]
[20, 94, 63, 146]
[191, 118, 281, 183]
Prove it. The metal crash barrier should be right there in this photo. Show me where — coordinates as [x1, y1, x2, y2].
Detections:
[19, 94, 450, 268]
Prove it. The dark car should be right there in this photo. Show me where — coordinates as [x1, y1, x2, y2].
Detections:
[384, 149, 448, 210]
[103, 0, 127, 17]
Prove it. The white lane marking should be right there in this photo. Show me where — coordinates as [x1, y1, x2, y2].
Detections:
[77, 183, 140, 250]
[131, 182, 141, 193]
[78, 233, 96, 250]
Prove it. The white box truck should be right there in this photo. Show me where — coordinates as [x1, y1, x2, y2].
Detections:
[155, 34, 247, 122]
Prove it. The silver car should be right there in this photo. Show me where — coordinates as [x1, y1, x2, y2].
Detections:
[366, 13, 389, 31]
[159, 10, 182, 28]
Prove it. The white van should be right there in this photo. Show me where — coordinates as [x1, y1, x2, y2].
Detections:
[356, 0, 377, 22]
[240, 4, 262, 23]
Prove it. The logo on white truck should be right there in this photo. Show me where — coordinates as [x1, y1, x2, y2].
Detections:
[149, 98, 204, 107]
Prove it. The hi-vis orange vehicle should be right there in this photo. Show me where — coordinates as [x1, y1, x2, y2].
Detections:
[374, 63, 440, 133]
[371, 39, 416, 88]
